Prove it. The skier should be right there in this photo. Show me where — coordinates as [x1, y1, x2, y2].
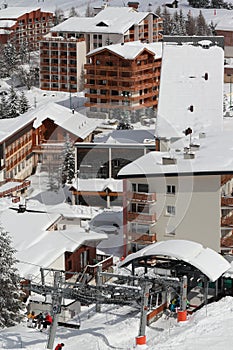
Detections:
[54, 343, 65, 350]
[40, 312, 53, 332]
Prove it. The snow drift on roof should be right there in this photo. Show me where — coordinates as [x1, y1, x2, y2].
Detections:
[119, 239, 231, 281]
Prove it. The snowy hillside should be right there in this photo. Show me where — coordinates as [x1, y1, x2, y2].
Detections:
[1, 296, 233, 349]
[3, 0, 233, 24]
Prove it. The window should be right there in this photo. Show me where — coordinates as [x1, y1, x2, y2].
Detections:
[131, 223, 150, 234]
[132, 183, 148, 193]
[166, 205, 175, 216]
[165, 228, 176, 236]
[167, 185, 175, 195]
[131, 203, 149, 213]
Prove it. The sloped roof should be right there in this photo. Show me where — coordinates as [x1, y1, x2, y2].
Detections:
[29, 102, 101, 140]
[156, 43, 224, 138]
[50, 7, 151, 35]
[87, 41, 163, 60]
[94, 129, 155, 144]
[0, 114, 36, 143]
[119, 240, 231, 282]
[0, 7, 41, 19]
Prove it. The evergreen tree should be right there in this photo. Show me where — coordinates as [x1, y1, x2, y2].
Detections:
[0, 94, 9, 119]
[19, 39, 30, 64]
[54, 8, 65, 25]
[18, 91, 30, 114]
[8, 86, 19, 118]
[69, 6, 79, 17]
[155, 6, 162, 17]
[85, 3, 94, 17]
[161, 7, 172, 35]
[79, 65, 85, 92]
[3, 40, 20, 75]
[60, 135, 75, 185]
[186, 10, 196, 35]
[196, 10, 210, 35]
[0, 226, 24, 328]
[209, 20, 217, 35]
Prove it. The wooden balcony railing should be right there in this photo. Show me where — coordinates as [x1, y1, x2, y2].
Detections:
[131, 233, 157, 244]
[221, 196, 233, 206]
[128, 192, 156, 202]
[127, 212, 156, 223]
[221, 215, 233, 226]
[0, 180, 31, 198]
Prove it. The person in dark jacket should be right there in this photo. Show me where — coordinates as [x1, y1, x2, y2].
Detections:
[55, 343, 65, 350]
[40, 312, 53, 331]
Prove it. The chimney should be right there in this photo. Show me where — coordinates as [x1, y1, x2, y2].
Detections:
[127, 2, 139, 10]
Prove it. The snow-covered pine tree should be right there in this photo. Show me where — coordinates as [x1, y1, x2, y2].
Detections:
[155, 6, 162, 17]
[19, 91, 30, 114]
[19, 39, 30, 64]
[186, 10, 196, 35]
[196, 10, 210, 35]
[0, 94, 9, 119]
[8, 86, 19, 118]
[0, 226, 24, 328]
[60, 135, 75, 185]
[161, 7, 172, 35]
[69, 6, 79, 17]
[54, 8, 65, 25]
[85, 3, 94, 17]
[79, 65, 85, 92]
[3, 40, 20, 76]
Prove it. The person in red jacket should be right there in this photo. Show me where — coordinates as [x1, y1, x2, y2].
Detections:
[55, 343, 64, 350]
[40, 312, 53, 332]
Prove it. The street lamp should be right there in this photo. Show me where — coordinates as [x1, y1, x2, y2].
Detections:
[228, 74, 232, 108]
[75, 169, 79, 205]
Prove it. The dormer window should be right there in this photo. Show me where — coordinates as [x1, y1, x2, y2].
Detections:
[96, 21, 109, 27]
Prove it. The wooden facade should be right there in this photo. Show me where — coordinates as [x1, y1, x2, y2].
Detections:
[85, 48, 161, 114]
[39, 8, 163, 93]
[0, 7, 53, 49]
[2, 122, 34, 180]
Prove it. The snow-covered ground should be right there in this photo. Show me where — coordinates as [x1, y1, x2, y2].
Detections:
[1, 296, 233, 349]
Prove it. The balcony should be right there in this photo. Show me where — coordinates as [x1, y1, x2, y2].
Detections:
[222, 196, 233, 207]
[132, 233, 157, 244]
[221, 214, 233, 227]
[128, 192, 156, 202]
[127, 212, 156, 223]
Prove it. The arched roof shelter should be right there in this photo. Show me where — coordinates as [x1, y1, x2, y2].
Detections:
[119, 240, 231, 282]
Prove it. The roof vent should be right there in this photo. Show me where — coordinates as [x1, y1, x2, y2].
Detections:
[162, 157, 177, 165]
[184, 152, 195, 160]
[199, 132, 206, 139]
[190, 143, 200, 151]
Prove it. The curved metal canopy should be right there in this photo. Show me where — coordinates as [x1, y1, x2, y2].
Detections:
[119, 240, 231, 282]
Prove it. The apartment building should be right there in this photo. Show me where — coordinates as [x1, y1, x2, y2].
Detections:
[0, 114, 35, 182]
[118, 131, 233, 256]
[39, 5, 163, 93]
[0, 6, 53, 49]
[116, 39, 229, 256]
[85, 41, 162, 117]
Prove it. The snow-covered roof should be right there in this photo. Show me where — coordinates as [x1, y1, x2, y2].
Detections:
[156, 43, 224, 138]
[118, 128, 233, 177]
[29, 102, 101, 140]
[72, 178, 123, 192]
[119, 240, 231, 281]
[50, 7, 150, 35]
[0, 114, 36, 143]
[87, 41, 162, 60]
[0, 207, 107, 278]
[216, 16, 233, 31]
[0, 7, 41, 19]
[94, 129, 155, 144]
[0, 19, 16, 27]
